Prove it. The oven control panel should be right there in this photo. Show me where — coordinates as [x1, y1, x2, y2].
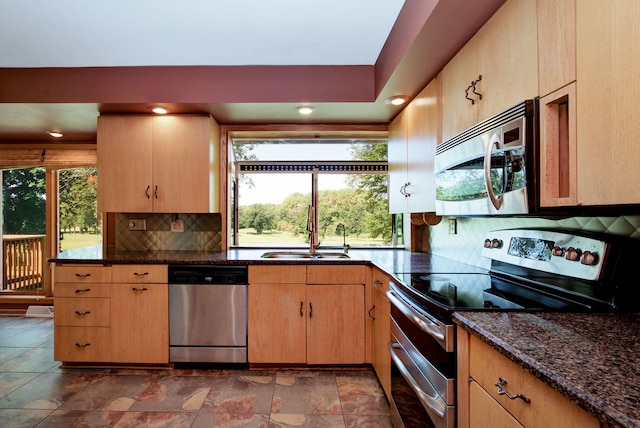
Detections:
[482, 229, 607, 281]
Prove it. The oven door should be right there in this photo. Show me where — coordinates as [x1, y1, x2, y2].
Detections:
[387, 288, 456, 428]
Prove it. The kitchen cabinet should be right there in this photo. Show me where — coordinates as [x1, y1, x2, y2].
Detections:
[248, 265, 307, 364]
[110, 264, 168, 364]
[388, 75, 439, 214]
[53, 265, 112, 363]
[574, 0, 640, 206]
[457, 329, 599, 428]
[371, 268, 391, 400]
[539, 0, 640, 208]
[441, 0, 538, 142]
[247, 265, 366, 365]
[97, 114, 219, 213]
[53, 263, 168, 365]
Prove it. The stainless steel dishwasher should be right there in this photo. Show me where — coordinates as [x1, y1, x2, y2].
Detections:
[168, 265, 248, 363]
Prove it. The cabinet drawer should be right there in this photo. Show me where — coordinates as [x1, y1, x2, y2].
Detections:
[112, 264, 167, 283]
[469, 335, 598, 428]
[54, 265, 111, 283]
[307, 265, 366, 284]
[54, 282, 110, 298]
[54, 326, 111, 362]
[54, 298, 110, 326]
[249, 265, 306, 284]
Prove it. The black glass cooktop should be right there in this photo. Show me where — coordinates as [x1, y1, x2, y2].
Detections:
[393, 272, 595, 321]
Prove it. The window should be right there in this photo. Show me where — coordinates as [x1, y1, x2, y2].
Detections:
[231, 138, 402, 248]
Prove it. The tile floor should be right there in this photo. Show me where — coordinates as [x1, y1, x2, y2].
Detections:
[0, 316, 392, 427]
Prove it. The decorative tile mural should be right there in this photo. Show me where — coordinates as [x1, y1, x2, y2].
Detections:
[115, 213, 222, 251]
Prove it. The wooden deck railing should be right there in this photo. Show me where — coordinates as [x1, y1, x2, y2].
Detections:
[2, 235, 46, 292]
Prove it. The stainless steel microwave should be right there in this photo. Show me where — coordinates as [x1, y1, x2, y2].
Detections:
[434, 100, 537, 216]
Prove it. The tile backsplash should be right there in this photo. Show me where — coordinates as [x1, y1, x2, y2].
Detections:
[115, 213, 222, 251]
[428, 215, 640, 269]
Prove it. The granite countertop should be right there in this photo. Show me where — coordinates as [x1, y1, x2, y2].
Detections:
[454, 311, 640, 428]
[48, 247, 486, 280]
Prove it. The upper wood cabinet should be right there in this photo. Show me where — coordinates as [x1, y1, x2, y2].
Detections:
[97, 114, 220, 213]
[575, 0, 640, 206]
[539, 0, 640, 208]
[441, 0, 538, 142]
[388, 75, 439, 214]
[537, 0, 576, 97]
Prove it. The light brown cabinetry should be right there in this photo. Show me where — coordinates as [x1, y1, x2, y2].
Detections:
[457, 329, 600, 428]
[53, 264, 168, 365]
[247, 265, 366, 365]
[54, 265, 112, 362]
[441, 0, 538, 142]
[388, 75, 439, 214]
[248, 265, 307, 364]
[110, 265, 168, 364]
[538, 0, 640, 208]
[97, 114, 219, 213]
[371, 268, 391, 399]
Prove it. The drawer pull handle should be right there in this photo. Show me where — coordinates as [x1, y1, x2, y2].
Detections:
[134, 272, 149, 278]
[368, 305, 375, 320]
[132, 287, 148, 293]
[74, 311, 91, 316]
[300, 301, 304, 317]
[495, 377, 531, 403]
[75, 288, 91, 294]
[75, 343, 91, 349]
[75, 273, 91, 279]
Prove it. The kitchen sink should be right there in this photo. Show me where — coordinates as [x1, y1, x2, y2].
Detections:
[261, 251, 350, 259]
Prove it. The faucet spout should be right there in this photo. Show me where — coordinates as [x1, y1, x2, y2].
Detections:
[307, 205, 318, 253]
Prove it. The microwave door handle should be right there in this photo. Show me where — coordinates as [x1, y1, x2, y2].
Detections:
[484, 134, 504, 210]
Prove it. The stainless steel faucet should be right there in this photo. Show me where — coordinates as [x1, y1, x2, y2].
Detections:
[307, 205, 319, 253]
[336, 223, 350, 254]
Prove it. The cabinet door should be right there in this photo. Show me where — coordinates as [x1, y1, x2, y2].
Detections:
[537, 0, 576, 97]
[476, 0, 538, 123]
[306, 284, 365, 365]
[372, 269, 391, 399]
[406, 76, 439, 213]
[97, 116, 154, 213]
[441, 37, 478, 142]
[469, 381, 523, 428]
[111, 283, 168, 364]
[388, 107, 409, 214]
[576, 0, 640, 206]
[248, 282, 307, 364]
[152, 115, 215, 213]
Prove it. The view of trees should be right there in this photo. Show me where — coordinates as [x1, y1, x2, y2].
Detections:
[1, 167, 98, 236]
[235, 141, 397, 244]
[59, 167, 98, 234]
[2, 167, 46, 234]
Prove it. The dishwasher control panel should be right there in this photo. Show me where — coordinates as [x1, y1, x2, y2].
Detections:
[168, 265, 248, 284]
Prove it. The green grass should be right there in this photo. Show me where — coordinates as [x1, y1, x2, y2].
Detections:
[59, 232, 101, 252]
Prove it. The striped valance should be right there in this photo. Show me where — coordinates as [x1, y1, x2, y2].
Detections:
[238, 161, 387, 173]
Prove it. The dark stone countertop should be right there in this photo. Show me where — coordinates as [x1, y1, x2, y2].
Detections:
[48, 247, 486, 280]
[454, 311, 640, 428]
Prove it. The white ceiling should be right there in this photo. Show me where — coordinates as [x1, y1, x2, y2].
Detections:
[0, 0, 404, 67]
[0, 0, 506, 142]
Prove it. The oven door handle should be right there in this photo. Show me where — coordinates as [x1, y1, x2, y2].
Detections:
[389, 342, 447, 419]
[387, 289, 447, 349]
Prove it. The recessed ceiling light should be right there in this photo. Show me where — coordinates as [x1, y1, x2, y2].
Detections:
[48, 131, 63, 138]
[385, 96, 409, 106]
[296, 106, 315, 115]
[151, 106, 169, 114]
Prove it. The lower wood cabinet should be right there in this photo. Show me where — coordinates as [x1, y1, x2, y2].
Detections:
[53, 264, 168, 365]
[458, 329, 600, 428]
[248, 265, 366, 365]
[371, 268, 391, 399]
